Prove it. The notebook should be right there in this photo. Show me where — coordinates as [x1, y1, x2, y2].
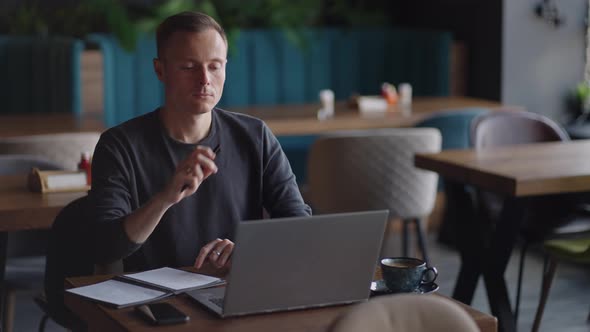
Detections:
[66, 267, 224, 308]
[187, 210, 389, 317]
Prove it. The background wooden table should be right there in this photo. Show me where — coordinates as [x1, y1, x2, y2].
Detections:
[415, 140, 590, 197]
[415, 140, 590, 332]
[0, 174, 87, 331]
[233, 96, 504, 135]
[0, 97, 503, 137]
[0, 174, 86, 232]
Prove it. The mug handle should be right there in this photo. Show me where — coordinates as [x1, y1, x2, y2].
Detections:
[420, 266, 438, 285]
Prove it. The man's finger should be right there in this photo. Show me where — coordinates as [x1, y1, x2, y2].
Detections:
[197, 154, 218, 175]
[211, 240, 232, 267]
[194, 146, 216, 160]
[195, 238, 222, 268]
[218, 241, 234, 266]
[193, 164, 204, 183]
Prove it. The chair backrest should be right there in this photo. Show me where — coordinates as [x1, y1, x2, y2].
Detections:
[44, 196, 94, 327]
[414, 107, 490, 150]
[0, 132, 101, 170]
[0, 36, 84, 115]
[470, 111, 569, 149]
[307, 128, 441, 219]
[0, 154, 62, 176]
[329, 293, 480, 332]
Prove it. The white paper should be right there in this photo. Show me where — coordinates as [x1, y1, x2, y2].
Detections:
[358, 96, 388, 114]
[46, 172, 87, 189]
[66, 279, 167, 307]
[124, 267, 221, 292]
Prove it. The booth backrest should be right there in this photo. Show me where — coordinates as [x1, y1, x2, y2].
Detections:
[0, 36, 84, 115]
[90, 28, 452, 127]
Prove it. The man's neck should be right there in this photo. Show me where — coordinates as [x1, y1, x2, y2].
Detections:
[160, 107, 213, 144]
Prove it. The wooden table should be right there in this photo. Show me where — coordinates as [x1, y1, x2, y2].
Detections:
[0, 174, 87, 330]
[0, 174, 87, 232]
[0, 97, 503, 137]
[232, 96, 503, 135]
[64, 269, 497, 332]
[414, 140, 590, 332]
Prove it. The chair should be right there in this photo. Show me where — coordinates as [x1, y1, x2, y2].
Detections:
[277, 135, 318, 187]
[0, 132, 101, 170]
[329, 294, 479, 332]
[0, 154, 63, 332]
[415, 108, 490, 150]
[307, 128, 441, 263]
[470, 110, 590, 323]
[414, 107, 490, 246]
[532, 237, 590, 332]
[37, 196, 94, 331]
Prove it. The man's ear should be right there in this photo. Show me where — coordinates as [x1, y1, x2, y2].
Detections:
[153, 58, 164, 82]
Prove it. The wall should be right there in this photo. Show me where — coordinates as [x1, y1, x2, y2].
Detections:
[391, 0, 503, 101]
[502, 0, 587, 122]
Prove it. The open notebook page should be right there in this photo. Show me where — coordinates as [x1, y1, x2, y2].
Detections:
[123, 267, 223, 293]
[66, 279, 169, 308]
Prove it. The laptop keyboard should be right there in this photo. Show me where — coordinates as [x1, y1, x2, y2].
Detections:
[210, 297, 224, 309]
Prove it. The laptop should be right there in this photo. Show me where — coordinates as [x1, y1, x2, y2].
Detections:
[187, 210, 389, 317]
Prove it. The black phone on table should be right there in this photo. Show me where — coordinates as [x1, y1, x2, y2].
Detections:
[135, 302, 189, 325]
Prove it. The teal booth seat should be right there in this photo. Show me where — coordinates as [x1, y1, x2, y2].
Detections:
[90, 28, 452, 184]
[414, 107, 490, 189]
[414, 108, 491, 150]
[0, 36, 84, 115]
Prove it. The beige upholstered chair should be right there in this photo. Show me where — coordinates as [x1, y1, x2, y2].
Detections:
[0, 132, 101, 170]
[307, 128, 441, 262]
[329, 294, 480, 332]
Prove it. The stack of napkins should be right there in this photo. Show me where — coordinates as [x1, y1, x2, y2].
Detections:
[67, 267, 224, 308]
[357, 96, 389, 114]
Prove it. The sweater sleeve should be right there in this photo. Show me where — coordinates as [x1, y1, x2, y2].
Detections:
[89, 132, 142, 264]
[261, 124, 312, 217]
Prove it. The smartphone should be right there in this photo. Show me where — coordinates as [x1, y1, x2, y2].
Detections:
[135, 303, 189, 325]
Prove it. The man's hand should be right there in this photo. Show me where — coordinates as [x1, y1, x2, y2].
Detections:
[161, 145, 218, 205]
[194, 238, 234, 269]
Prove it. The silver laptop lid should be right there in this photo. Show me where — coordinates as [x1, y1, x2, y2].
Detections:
[223, 210, 389, 316]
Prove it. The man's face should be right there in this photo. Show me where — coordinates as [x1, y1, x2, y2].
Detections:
[154, 29, 227, 115]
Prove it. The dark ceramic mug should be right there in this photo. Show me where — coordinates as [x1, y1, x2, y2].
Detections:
[381, 257, 438, 293]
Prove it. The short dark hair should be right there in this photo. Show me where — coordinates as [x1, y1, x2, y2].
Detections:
[156, 11, 227, 58]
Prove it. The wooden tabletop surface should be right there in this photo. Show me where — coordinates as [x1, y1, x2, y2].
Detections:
[415, 140, 590, 197]
[0, 112, 104, 138]
[0, 97, 503, 137]
[0, 174, 86, 232]
[232, 97, 504, 135]
[65, 267, 497, 332]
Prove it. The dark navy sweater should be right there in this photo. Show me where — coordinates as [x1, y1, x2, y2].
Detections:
[89, 108, 311, 271]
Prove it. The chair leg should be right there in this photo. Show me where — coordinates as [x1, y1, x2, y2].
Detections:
[38, 314, 48, 332]
[2, 289, 15, 332]
[402, 219, 410, 257]
[532, 255, 558, 332]
[414, 218, 430, 264]
[514, 241, 529, 324]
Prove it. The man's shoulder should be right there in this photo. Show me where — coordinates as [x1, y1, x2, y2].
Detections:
[215, 108, 265, 128]
[103, 110, 159, 137]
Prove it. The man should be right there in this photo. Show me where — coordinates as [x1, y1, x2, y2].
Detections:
[89, 11, 311, 273]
